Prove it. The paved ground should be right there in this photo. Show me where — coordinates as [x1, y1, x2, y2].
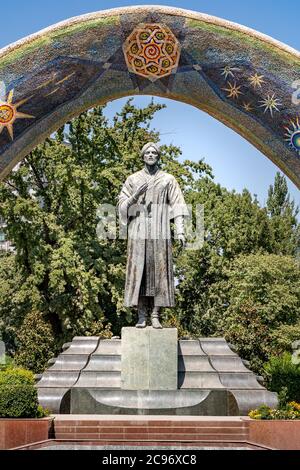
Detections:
[40, 444, 251, 450]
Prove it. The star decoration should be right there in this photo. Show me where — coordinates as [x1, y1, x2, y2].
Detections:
[222, 81, 243, 99]
[242, 102, 254, 112]
[248, 73, 265, 88]
[0, 87, 34, 141]
[259, 94, 281, 117]
[221, 66, 240, 80]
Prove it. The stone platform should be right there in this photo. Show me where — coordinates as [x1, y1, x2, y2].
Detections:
[11, 416, 300, 450]
[36, 329, 277, 415]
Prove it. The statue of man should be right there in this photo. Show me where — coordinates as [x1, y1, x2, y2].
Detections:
[118, 142, 188, 329]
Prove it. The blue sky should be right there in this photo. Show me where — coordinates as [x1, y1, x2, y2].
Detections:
[1, 0, 299, 206]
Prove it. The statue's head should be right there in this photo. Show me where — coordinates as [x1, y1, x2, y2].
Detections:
[140, 142, 160, 167]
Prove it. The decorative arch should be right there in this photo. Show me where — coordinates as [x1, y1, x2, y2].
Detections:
[0, 5, 300, 187]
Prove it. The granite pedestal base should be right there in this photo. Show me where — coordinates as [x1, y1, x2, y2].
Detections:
[36, 330, 278, 415]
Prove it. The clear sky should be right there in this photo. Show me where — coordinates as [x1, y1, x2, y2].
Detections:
[1, 0, 299, 206]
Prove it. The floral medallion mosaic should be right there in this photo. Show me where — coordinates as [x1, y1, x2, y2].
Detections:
[123, 23, 181, 81]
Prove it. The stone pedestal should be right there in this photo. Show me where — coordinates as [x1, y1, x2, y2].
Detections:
[121, 327, 178, 390]
[36, 335, 278, 415]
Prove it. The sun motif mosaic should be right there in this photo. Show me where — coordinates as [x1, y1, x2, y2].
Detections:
[123, 23, 181, 81]
[284, 118, 300, 155]
[0, 88, 34, 141]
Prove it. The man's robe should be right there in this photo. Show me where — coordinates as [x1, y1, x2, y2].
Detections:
[118, 168, 188, 307]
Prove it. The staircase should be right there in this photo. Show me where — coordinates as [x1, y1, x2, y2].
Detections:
[52, 416, 251, 447]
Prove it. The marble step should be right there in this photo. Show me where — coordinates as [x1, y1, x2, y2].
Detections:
[83, 355, 121, 372]
[178, 371, 224, 389]
[53, 416, 248, 442]
[61, 337, 100, 355]
[74, 371, 121, 388]
[178, 355, 215, 372]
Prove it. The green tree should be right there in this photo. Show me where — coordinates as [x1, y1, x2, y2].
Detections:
[175, 179, 276, 335]
[14, 310, 57, 374]
[267, 172, 300, 256]
[0, 253, 27, 355]
[264, 353, 300, 403]
[216, 253, 300, 372]
[0, 99, 211, 370]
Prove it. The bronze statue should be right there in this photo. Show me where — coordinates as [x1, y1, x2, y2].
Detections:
[118, 143, 188, 329]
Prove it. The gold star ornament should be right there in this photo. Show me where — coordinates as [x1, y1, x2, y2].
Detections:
[259, 93, 281, 117]
[222, 81, 243, 99]
[221, 66, 240, 80]
[248, 73, 265, 89]
[242, 102, 253, 112]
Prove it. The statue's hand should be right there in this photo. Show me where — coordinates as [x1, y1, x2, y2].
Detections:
[133, 182, 148, 201]
[178, 234, 186, 249]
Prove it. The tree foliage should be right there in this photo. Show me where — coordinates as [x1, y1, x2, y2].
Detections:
[14, 310, 57, 374]
[174, 172, 299, 371]
[221, 253, 300, 371]
[264, 353, 300, 403]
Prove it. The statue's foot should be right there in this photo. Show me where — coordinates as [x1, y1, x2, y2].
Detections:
[151, 316, 163, 329]
[136, 318, 147, 328]
[136, 311, 147, 328]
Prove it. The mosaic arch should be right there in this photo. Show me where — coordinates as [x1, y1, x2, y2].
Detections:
[0, 5, 300, 187]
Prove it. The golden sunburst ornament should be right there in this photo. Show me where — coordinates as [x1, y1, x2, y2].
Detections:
[259, 93, 281, 117]
[284, 117, 300, 155]
[0, 88, 34, 141]
[248, 73, 265, 88]
[222, 81, 243, 99]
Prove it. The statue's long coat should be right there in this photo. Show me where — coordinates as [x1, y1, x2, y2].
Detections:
[118, 168, 188, 307]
